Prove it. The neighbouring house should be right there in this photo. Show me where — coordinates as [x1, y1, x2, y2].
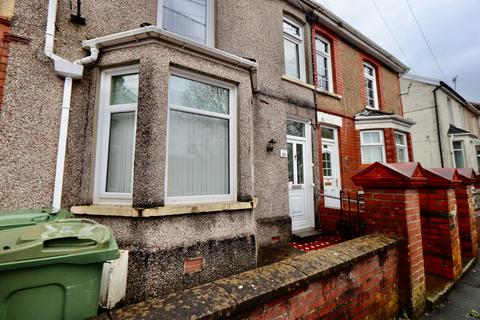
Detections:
[310, 13, 413, 233]
[0, 0, 410, 304]
[401, 74, 480, 171]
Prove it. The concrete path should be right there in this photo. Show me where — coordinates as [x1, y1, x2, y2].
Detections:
[424, 259, 480, 319]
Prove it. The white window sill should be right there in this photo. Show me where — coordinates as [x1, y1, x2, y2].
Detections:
[281, 74, 315, 90]
[315, 88, 342, 100]
[71, 198, 258, 218]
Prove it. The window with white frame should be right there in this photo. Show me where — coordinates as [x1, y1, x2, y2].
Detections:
[166, 70, 236, 204]
[94, 66, 139, 204]
[453, 141, 466, 168]
[395, 131, 409, 163]
[363, 62, 379, 109]
[158, 0, 214, 46]
[283, 16, 306, 81]
[315, 36, 333, 92]
[360, 130, 385, 164]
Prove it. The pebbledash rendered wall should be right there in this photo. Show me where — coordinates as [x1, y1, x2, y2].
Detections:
[95, 235, 403, 320]
[311, 22, 413, 233]
[0, 0, 324, 303]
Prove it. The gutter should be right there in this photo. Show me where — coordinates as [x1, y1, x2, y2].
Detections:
[298, 0, 409, 74]
[46, 0, 100, 210]
[433, 86, 445, 167]
[82, 26, 259, 92]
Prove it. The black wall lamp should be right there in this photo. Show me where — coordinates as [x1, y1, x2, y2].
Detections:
[266, 139, 276, 152]
[70, 0, 86, 25]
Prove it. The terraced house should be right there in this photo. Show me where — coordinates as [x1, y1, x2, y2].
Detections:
[0, 0, 412, 303]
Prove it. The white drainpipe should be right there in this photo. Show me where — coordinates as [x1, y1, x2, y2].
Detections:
[46, 0, 99, 210]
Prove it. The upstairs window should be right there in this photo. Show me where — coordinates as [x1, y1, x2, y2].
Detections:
[395, 132, 409, 163]
[360, 130, 385, 164]
[283, 17, 306, 81]
[315, 36, 333, 92]
[159, 0, 214, 46]
[363, 62, 379, 109]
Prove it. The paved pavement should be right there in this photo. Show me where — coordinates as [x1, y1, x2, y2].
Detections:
[424, 259, 480, 319]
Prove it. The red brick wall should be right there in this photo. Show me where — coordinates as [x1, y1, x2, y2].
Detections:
[455, 185, 479, 258]
[244, 245, 400, 320]
[0, 17, 11, 110]
[419, 188, 462, 280]
[384, 128, 397, 163]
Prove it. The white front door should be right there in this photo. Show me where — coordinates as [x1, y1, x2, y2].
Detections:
[287, 120, 314, 231]
[321, 126, 341, 208]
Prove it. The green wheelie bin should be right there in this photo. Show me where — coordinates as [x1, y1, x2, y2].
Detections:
[0, 218, 119, 320]
[0, 208, 73, 231]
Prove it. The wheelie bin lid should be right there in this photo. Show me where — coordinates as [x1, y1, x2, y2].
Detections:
[0, 208, 74, 231]
[0, 218, 119, 271]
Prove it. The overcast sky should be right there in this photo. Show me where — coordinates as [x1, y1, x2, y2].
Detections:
[317, 0, 480, 102]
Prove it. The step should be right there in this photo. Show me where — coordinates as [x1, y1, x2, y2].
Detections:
[292, 228, 325, 243]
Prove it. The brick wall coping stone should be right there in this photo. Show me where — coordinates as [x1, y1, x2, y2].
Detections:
[352, 162, 427, 188]
[93, 234, 401, 320]
[423, 168, 462, 187]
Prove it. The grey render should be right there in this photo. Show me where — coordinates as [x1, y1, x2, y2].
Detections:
[401, 75, 480, 170]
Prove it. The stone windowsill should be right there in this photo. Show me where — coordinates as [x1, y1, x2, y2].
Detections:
[281, 75, 342, 100]
[71, 198, 258, 218]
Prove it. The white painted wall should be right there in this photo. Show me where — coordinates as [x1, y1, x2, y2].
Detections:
[401, 77, 479, 170]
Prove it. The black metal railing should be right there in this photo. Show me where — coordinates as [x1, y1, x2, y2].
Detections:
[319, 190, 365, 240]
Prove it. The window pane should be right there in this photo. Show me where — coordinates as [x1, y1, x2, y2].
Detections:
[321, 127, 334, 140]
[287, 120, 305, 137]
[315, 38, 329, 53]
[364, 64, 374, 76]
[167, 110, 229, 196]
[162, 0, 207, 44]
[454, 150, 465, 168]
[288, 143, 294, 182]
[317, 54, 329, 91]
[453, 141, 462, 150]
[322, 152, 332, 177]
[362, 145, 383, 163]
[296, 143, 304, 184]
[284, 38, 300, 78]
[395, 133, 406, 146]
[283, 20, 300, 37]
[106, 112, 135, 193]
[110, 74, 139, 105]
[397, 147, 407, 162]
[362, 131, 381, 144]
[169, 76, 229, 114]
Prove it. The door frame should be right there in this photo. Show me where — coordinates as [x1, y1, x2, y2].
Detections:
[287, 118, 315, 231]
[321, 125, 342, 209]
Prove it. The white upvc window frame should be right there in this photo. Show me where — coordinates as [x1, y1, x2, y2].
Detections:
[395, 131, 409, 163]
[165, 68, 237, 205]
[360, 130, 386, 164]
[282, 16, 306, 81]
[315, 35, 333, 92]
[452, 140, 466, 168]
[363, 62, 379, 110]
[93, 65, 140, 205]
[157, 0, 215, 47]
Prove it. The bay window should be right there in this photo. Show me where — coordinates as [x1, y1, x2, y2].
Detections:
[363, 62, 379, 109]
[395, 132, 409, 162]
[360, 130, 385, 164]
[283, 17, 306, 81]
[94, 66, 139, 204]
[166, 70, 236, 204]
[315, 36, 333, 92]
[158, 0, 214, 46]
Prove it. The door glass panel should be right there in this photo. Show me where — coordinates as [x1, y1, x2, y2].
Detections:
[287, 120, 305, 137]
[287, 143, 294, 183]
[322, 151, 332, 177]
[321, 127, 334, 140]
[296, 143, 304, 184]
